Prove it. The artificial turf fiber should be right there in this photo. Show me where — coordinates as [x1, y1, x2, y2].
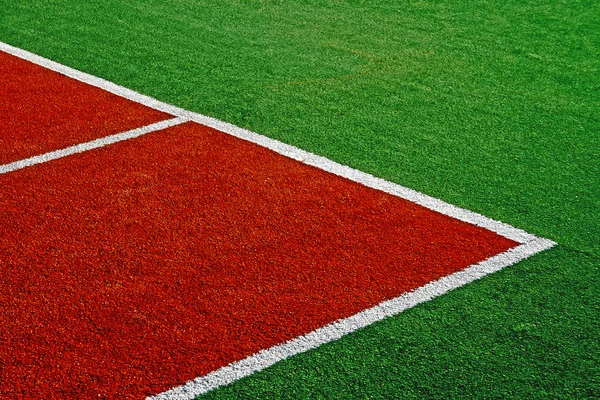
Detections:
[1, 114, 516, 397]
[1, 0, 598, 398]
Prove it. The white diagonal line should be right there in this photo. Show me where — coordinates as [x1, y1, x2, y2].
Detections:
[0, 117, 186, 175]
[0, 40, 539, 244]
[149, 237, 556, 400]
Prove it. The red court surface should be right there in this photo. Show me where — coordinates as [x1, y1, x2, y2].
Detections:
[0, 120, 519, 398]
[0, 50, 171, 164]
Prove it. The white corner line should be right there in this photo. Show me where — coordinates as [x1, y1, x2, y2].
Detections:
[0, 40, 536, 244]
[0, 41, 558, 398]
[0, 118, 186, 175]
[149, 237, 556, 400]
[184, 115, 538, 244]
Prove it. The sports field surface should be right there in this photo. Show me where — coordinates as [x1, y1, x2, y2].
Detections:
[1, 1, 598, 399]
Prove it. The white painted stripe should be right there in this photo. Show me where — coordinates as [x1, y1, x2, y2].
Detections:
[150, 237, 556, 400]
[0, 118, 186, 175]
[180, 115, 538, 244]
[0, 40, 536, 244]
[0, 41, 558, 398]
[0, 41, 193, 118]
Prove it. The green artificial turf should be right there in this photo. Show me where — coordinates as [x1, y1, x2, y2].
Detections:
[1, 0, 598, 398]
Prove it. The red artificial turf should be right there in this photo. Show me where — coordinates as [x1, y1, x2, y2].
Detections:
[0, 121, 518, 398]
[0, 50, 171, 164]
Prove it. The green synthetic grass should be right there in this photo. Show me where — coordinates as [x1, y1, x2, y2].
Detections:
[201, 246, 599, 399]
[1, 0, 598, 398]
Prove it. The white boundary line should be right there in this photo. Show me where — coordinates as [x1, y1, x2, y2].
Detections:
[151, 238, 555, 400]
[0, 41, 536, 244]
[0, 41, 557, 399]
[0, 118, 186, 175]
